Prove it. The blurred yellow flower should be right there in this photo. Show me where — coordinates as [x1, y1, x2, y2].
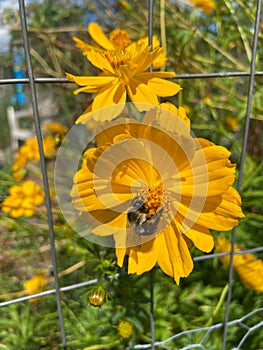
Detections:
[71, 106, 244, 284]
[216, 237, 263, 293]
[43, 122, 68, 146]
[24, 272, 47, 302]
[117, 320, 133, 339]
[225, 117, 239, 132]
[11, 123, 68, 180]
[203, 96, 212, 105]
[189, 0, 215, 14]
[1, 180, 45, 218]
[43, 134, 57, 159]
[73, 22, 166, 69]
[20, 138, 40, 161]
[12, 152, 28, 181]
[43, 122, 68, 134]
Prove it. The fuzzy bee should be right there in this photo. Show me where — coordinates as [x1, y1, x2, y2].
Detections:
[127, 196, 163, 236]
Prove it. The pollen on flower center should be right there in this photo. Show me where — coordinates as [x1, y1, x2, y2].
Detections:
[109, 29, 131, 49]
[105, 50, 130, 70]
[141, 184, 164, 219]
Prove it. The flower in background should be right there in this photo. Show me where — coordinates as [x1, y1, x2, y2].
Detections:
[117, 320, 134, 339]
[66, 45, 181, 123]
[70, 106, 244, 284]
[18, 137, 40, 162]
[43, 122, 69, 147]
[42, 134, 57, 159]
[67, 23, 179, 123]
[73, 22, 167, 69]
[11, 123, 68, 180]
[24, 272, 47, 302]
[216, 237, 263, 293]
[12, 151, 28, 181]
[225, 117, 239, 132]
[1, 179, 45, 218]
[189, 0, 215, 14]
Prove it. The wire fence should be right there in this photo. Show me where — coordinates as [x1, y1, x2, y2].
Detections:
[0, 0, 263, 349]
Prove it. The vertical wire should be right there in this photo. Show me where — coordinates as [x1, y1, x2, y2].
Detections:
[148, 0, 154, 50]
[160, 0, 167, 57]
[221, 1, 262, 349]
[148, 1, 155, 349]
[17, 1, 67, 348]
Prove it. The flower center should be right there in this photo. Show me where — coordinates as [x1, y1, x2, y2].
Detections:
[109, 29, 131, 49]
[141, 184, 164, 219]
[105, 50, 130, 70]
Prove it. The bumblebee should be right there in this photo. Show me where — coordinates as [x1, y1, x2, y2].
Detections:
[127, 196, 163, 236]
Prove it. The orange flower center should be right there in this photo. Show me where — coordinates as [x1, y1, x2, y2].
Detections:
[141, 184, 164, 219]
[105, 50, 130, 70]
[109, 29, 131, 49]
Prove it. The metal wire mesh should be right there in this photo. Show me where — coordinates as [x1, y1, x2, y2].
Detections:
[0, 0, 262, 349]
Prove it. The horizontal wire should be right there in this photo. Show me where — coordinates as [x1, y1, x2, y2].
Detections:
[1, 70, 263, 85]
[133, 308, 263, 349]
[0, 245, 262, 308]
[0, 274, 119, 307]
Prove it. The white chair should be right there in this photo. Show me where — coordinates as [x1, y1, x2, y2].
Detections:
[7, 106, 35, 151]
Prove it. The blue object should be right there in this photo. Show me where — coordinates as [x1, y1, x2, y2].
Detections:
[11, 45, 27, 106]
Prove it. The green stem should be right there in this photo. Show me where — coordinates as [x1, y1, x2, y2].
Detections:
[223, 0, 252, 62]
[196, 284, 229, 344]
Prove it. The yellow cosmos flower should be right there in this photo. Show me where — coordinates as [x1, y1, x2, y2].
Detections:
[67, 30, 180, 123]
[43, 122, 69, 146]
[216, 237, 263, 293]
[11, 123, 68, 180]
[73, 22, 166, 69]
[189, 0, 215, 14]
[43, 134, 57, 159]
[225, 117, 239, 132]
[70, 105, 244, 284]
[20, 138, 40, 161]
[1, 179, 45, 218]
[117, 320, 134, 339]
[24, 272, 47, 302]
[12, 151, 28, 181]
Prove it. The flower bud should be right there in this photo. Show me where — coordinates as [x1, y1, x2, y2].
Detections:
[88, 287, 107, 307]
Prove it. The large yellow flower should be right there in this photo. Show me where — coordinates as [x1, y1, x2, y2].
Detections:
[70, 105, 244, 284]
[66, 44, 181, 123]
[73, 22, 167, 69]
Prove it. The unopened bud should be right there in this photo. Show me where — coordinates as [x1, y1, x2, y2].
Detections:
[88, 287, 107, 307]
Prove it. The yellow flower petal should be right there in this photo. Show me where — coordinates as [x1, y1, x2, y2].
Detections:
[88, 22, 116, 50]
[87, 49, 115, 74]
[183, 224, 214, 252]
[197, 187, 244, 231]
[92, 81, 126, 111]
[157, 222, 194, 284]
[66, 73, 116, 93]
